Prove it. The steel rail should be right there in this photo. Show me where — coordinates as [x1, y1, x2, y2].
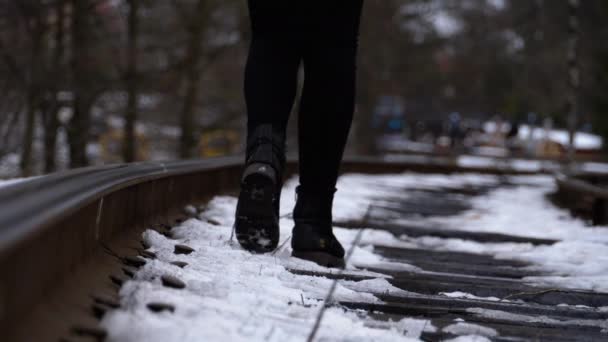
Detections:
[0, 157, 242, 255]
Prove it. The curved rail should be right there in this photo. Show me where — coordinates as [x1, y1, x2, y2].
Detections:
[0, 157, 243, 254]
[1, 156, 245, 341]
[0, 154, 544, 341]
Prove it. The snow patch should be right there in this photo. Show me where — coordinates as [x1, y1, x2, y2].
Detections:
[443, 322, 498, 338]
[517, 125, 603, 150]
[581, 162, 608, 174]
[444, 335, 492, 342]
[440, 291, 502, 302]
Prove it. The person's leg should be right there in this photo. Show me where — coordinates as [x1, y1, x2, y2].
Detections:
[292, 0, 363, 267]
[235, 1, 301, 252]
[245, 0, 301, 140]
[245, 2, 300, 135]
[297, 0, 363, 192]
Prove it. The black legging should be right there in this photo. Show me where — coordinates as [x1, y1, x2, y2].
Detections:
[245, 0, 364, 193]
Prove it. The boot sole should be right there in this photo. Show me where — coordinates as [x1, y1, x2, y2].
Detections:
[292, 251, 345, 269]
[235, 172, 279, 253]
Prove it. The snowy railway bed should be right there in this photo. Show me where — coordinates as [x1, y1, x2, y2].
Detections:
[3, 157, 608, 341]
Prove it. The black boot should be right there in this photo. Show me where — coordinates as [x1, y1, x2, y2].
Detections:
[235, 124, 285, 253]
[291, 186, 345, 268]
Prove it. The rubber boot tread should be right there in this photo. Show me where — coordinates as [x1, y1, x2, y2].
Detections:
[235, 172, 279, 253]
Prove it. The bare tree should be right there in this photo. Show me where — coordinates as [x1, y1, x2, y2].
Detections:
[123, 0, 139, 162]
[17, 1, 48, 176]
[42, 0, 66, 173]
[174, 0, 209, 159]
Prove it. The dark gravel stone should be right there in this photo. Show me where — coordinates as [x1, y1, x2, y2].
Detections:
[109, 274, 127, 286]
[206, 218, 221, 226]
[170, 261, 189, 268]
[140, 250, 157, 259]
[122, 267, 136, 278]
[174, 244, 195, 255]
[183, 205, 198, 217]
[71, 325, 107, 339]
[91, 303, 107, 320]
[92, 295, 120, 309]
[153, 223, 172, 230]
[160, 230, 174, 239]
[123, 255, 146, 268]
[147, 302, 176, 313]
[161, 275, 186, 289]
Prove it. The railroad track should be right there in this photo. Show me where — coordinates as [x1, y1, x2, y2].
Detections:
[1, 155, 605, 341]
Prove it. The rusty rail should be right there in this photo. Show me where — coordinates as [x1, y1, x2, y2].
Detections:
[0, 155, 545, 341]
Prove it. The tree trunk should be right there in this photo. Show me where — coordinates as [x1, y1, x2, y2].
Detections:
[20, 8, 44, 176]
[354, 67, 378, 156]
[1, 110, 20, 156]
[68, 0, 90, 168]
[42, 104, 58, 173]
[20, 94, 36, 176]
[123, 0, 139, 162]
[179, 0, 207, 159]
[43, 0, 65, 173]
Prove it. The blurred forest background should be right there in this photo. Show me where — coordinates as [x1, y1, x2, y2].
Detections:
[0, 0, 607, 178]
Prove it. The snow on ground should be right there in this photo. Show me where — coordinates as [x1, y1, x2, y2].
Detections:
[334, 171, 608, 293]
[439, 291, 502, 302]
[103, 170, 608, 341]
[581, 161, 608, 174]
[327, 172, 498, 224]
[457, 155, 556, 173]
[0, 153, 20, 179]
[457, 155, 500, 169]
[102, 175, 442, 342]
[387, 174, 608, 292]
[442, 322, 498, 339]
[102, 213, 427, 341]
[517, 125, 603, 150]
[102, 172, 504, 341]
